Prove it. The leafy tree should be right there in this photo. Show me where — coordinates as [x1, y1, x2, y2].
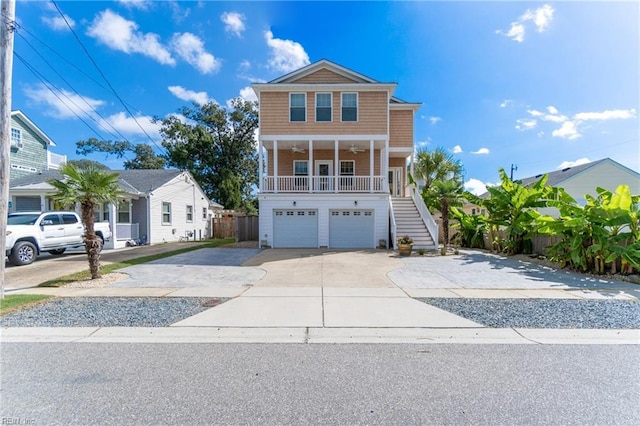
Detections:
[425, 179, 465, 252]
[451, 207, 487, 249]
[156, 98, 259, 212]
[67, 159, 110, 170]
[466, 168, 572, 255]
[76, 138, 166, 169]
[49, 164, 123, 279]
[413, 147, 464, 194]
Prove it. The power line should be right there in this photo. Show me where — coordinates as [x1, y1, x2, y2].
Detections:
[50, 1, 168, 157]
[17, 34, 132, 143]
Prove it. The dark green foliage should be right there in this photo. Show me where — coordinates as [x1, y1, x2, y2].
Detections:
[67, 159, 110, 170]
[157, 98, 259, 212]
[76, 138, 166, 169]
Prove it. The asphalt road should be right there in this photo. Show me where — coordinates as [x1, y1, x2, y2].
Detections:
[1, 343, 638, 425]
[3, 242, 204, 290]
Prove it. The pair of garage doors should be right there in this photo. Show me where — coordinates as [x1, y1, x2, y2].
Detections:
[273, 209, 374, 248]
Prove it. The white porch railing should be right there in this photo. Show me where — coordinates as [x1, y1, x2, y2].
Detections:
[116, 223, 139, 241]
[47, 151, 67, 170]
[262, 176, 386, 193]
[410, 185, 439, 246]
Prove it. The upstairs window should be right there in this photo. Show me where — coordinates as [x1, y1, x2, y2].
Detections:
[340, 160, 355, 176]
[186, 205, 193, 222]
[294, 161, 308, 176]
[315, 93, 332, 122]
[10, 128, 22, 148]
[202, 207, 208, 220]
[290, 93, 306, 122]
[162, 202, 172, 224]
[341, 93, 358, 122]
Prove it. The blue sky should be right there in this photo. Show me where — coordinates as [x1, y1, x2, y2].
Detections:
[9, 1, 639, 194]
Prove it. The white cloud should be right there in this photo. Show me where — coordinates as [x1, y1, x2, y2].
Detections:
[87, 9, 175, 65]
[531, 4, 554, 32]
[239, 60, 251, 69]
[168, 85, 210, 105]
[500, 99, 513, 108]
[547, 105, 559, 115]
[42, 15, 75, 31]
[498, 4, 554, 42]
[264, 30, 310, 73]
[429, 116, 442, 125]
[221, 12, 245, 37]
[465, 178, 489, 196]
[239, 86, 258, 103]
[516, 118, 537, 130]
[24, 84, 105, 119]
[472, 148, 490, 155]
[98, 112, 161, 137]
[557, 158, 591, 169]
[416, 138, 431, 149]
[170, 32, 220, 74]
[552, 121, 581, 140]
[527, 109, 544, 117]
[117, 0, 151, 10]
[452, 145, 463, 154]
[573, 108, 636, 121]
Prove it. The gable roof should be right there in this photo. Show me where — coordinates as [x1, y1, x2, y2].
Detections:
[11, 110, 56, 147]
[518, 158, 639, 187]
[268, 59, 383, 84]
[9, 169, 186, 196]
[253, 58, 421, 109]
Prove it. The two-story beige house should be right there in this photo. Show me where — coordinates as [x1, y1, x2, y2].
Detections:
[252, 60, 437, 249]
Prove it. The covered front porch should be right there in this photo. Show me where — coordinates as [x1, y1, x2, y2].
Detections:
[258, 136, 413, 196]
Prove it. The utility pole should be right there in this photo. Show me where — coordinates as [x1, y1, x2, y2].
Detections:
[510, 163, 518, 181]
[1, 0, 17, 299]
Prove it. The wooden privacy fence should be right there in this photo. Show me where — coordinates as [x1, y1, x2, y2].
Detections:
[212, 215, 259, 241]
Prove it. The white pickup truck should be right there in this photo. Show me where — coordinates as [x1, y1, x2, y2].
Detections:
[5, 211, 112, 266]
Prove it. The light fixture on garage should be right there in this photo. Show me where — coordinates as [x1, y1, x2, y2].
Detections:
[293, 201, 297, 206]
[354, 201, 358, 206]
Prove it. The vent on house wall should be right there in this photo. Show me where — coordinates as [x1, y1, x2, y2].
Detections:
[10, 140, 24, 150]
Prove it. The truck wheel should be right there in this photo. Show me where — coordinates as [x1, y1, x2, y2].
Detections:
[10, 241, 37, 266]
[48, 248, 67, 255]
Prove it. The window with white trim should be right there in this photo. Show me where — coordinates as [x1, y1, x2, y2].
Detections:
[10, 128, 22, 148]
[341, 93, 357, 122]
[315, 93, 332, 122]
[339, 160, 355, 176]
[117, 199, 131, 223]
[202, 207, 208, 220]
[186, 205, 193, 222]
[294, 160, 308, 176]
[162, 202, 172, 224]
[290, 93, 306, 122]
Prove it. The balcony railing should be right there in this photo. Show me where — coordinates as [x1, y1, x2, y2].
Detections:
[262, 176, 386, 193]
[47, 151, 67, 170]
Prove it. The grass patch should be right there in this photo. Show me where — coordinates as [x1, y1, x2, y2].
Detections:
[38, 238, 235, 287]
[0, 294, 53, 315]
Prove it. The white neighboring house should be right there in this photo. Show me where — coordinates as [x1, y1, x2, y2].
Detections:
[9, 169, 223, 249]
[517, 158, 640, 217]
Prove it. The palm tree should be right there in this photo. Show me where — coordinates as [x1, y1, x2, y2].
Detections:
[426, 179, 465, 253]
[413, 147, 464, 193]
[49, 163, 123, 279]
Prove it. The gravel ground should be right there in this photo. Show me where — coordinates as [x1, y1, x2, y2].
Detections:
[0, 297, 227, 327]
[419, 298, 640, 329]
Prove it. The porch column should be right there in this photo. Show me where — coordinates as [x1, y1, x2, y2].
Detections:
[40, 194, 46, 211]
[258, 138, 263, 192]
[273, 140, 278, 194]
[409, 152, 415, 196]
[384, 138, 389, 193]
[369, 139, 374, 193]
[308, 139, 313, 193]
[107, 202, 117, 249]
[334, 140, 339, 193]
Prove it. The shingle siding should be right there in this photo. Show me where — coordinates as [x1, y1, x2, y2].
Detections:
[292, 69, 359, 84]
[389, 110, 414, 148]
[9, 116, 49, 180]
[260, 91, 388, 135]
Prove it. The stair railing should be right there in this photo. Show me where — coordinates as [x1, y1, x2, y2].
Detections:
[389, 197, 397, 250]
[409, 184, 439, 248]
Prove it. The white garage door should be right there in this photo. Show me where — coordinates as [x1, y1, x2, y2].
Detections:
[273, 209, 318, 248]
[329, 210, 374, 248]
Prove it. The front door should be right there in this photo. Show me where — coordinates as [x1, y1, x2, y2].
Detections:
[315, 160, 333, 191]
[389, 167, 403, 197]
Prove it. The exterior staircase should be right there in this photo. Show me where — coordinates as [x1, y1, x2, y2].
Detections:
[391, 197, 437, 249]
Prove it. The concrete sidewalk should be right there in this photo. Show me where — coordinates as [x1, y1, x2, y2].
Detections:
[6, 248, 640, 344]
